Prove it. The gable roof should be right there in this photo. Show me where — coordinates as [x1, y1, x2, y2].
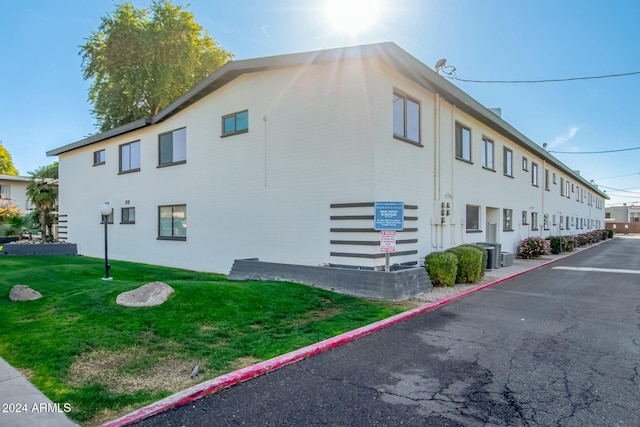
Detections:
[47, 42, 607, 199]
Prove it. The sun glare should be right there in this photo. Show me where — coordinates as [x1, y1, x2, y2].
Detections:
[324, 0, 382, 36]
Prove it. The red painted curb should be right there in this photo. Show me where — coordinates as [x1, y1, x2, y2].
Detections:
[102, 243, 603, 427]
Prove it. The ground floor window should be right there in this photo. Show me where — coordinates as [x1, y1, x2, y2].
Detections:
[503, 209, 513, 231]
[466, 205, 480, 231]
[121, 207, 135, 224]
[158, 204, 187, 240]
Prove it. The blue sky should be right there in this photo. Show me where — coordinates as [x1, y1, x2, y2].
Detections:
[1, 0, 639, 205]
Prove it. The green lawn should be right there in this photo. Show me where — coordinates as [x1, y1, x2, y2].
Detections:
[0, 256, 406, 425]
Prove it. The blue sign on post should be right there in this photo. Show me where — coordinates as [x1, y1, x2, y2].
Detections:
[374, 202, 404, 231]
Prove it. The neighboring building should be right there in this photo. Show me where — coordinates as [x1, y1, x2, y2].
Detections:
[605, 204, 640, 234]
[0, 174, 30, 213]
[47, 43, 608, 274]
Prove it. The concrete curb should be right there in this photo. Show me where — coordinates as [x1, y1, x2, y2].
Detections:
[102, 242, 605, 427]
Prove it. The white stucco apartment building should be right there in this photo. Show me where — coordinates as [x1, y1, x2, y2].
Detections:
[47, 43, 607, 273]
[0, 174, 29, 213]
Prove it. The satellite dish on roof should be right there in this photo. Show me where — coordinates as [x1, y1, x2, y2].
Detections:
[435, 58, 447, 72]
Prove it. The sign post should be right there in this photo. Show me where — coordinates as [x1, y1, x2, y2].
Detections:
[374, 202, 404, 271]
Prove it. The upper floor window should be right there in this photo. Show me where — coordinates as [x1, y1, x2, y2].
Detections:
[544, 169, 550, 190]
[222, 110, 248, 137]
[455, 122, 471, 162]
[393, 91, 420, 144]
[93, 149, 105, 166]
[522, 156, 528, 171]
[0, 185, 11, 199]
[531, 162, 539, 186]
[159, 127, 187, 166]
[503, 147, 513, 177]
[119, 141, 140, 174]
[482, 137, 494, 170]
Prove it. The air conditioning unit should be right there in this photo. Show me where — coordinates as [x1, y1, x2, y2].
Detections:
[500, 252, 514, 267]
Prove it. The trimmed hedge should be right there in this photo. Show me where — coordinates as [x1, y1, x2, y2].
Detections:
[445, 246, 483, 284]
[424, 251, 458, 287]
[458, 244, 488, 277]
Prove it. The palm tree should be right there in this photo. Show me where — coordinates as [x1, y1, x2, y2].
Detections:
[0, 211, 40, 240]
[26, 163, 58, 242]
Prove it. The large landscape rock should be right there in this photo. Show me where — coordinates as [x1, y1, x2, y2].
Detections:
[9, 285, 42, 301]
[116, 282, 175, 307]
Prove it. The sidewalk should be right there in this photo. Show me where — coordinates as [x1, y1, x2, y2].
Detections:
[0, 239, 612, 427]
[0, 357, 78, 427]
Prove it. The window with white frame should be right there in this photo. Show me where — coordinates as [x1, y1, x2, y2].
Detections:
[531, 212, 538, 230]
[455, 122, 471, 162]
[466, 204, 480, 231]
[393, 91, 420, 144]
[522, 210, 528, 225]
[482, 137, 494, 170]
[0, 185, 11, 199]
[159, 127, 186, 166]
[522, 156, 528, 171]
[531, 162, 539, 186]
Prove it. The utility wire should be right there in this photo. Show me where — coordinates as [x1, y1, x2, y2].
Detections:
[598, 185, 640, 196]
[443, 70, 640, 84]
[548, 146, 640, 155]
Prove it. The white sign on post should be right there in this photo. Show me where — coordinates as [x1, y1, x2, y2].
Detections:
[380, 230, 396, 253]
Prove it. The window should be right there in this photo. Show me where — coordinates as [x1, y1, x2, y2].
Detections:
[531, 162, 538, 186]
[522, 210, 528, 225]
[158, 204, 187, 240]
[119, 141, 141, 173]
[545, 169, 550, 190]
[159, 128, 186, 166]
[543, 214, 549, 230]
[503, 209, 513, 231]
[560, 177, 565, 196]
[222, 110, 249, 136]
[503, 148, 513, 177]
[0, 185, 10, 199]
[566, 181, 571, 198]
[466, 205, 480, 231]
[455, 122, 471, 162]
[553, 172, 557, 184]
[121, 207, 135, 224]
[560, 215, 564, 229]
[393, 91, 420, 144]
[93, 149, 105, 166]
[522, 157, 528, 171]
[552, 214, 557, 226]
[482, 137, 494, 170]
[531, 212, 538, 230]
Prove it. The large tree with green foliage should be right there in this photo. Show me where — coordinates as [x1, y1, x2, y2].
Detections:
[80, 0, 233, 132]
[26, 163, 58, 241]
[0, 142, 19, 175]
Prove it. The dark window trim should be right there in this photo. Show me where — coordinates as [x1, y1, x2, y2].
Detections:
[93, 149, 106, 166]
[119, 140, 141, 174]
[120, 207, 135, 225]
[393, 89, 421, 145]
[455, 121, 472, 162]
[221, 110, 249, 137]
[482, 136, 495, 171]
[503, 147, 513, 177]
[157, 204, 187, 240]
[158, 127, 187, 167]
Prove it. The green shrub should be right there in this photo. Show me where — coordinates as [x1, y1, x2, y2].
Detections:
[549, 236, 563, 254]
[606, 229, 614, 238]
[445, 246, 483, 284]
[458, 244, 487, 277]
[577, 233, 588, 246]
[424, 251, 458, 287]
[563, 235, 575, 252]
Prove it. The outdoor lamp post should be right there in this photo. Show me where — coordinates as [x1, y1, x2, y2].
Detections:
[99, 202, 113, 281]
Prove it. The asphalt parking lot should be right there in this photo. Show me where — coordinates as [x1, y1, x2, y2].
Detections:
[134, 236, 640, 426]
